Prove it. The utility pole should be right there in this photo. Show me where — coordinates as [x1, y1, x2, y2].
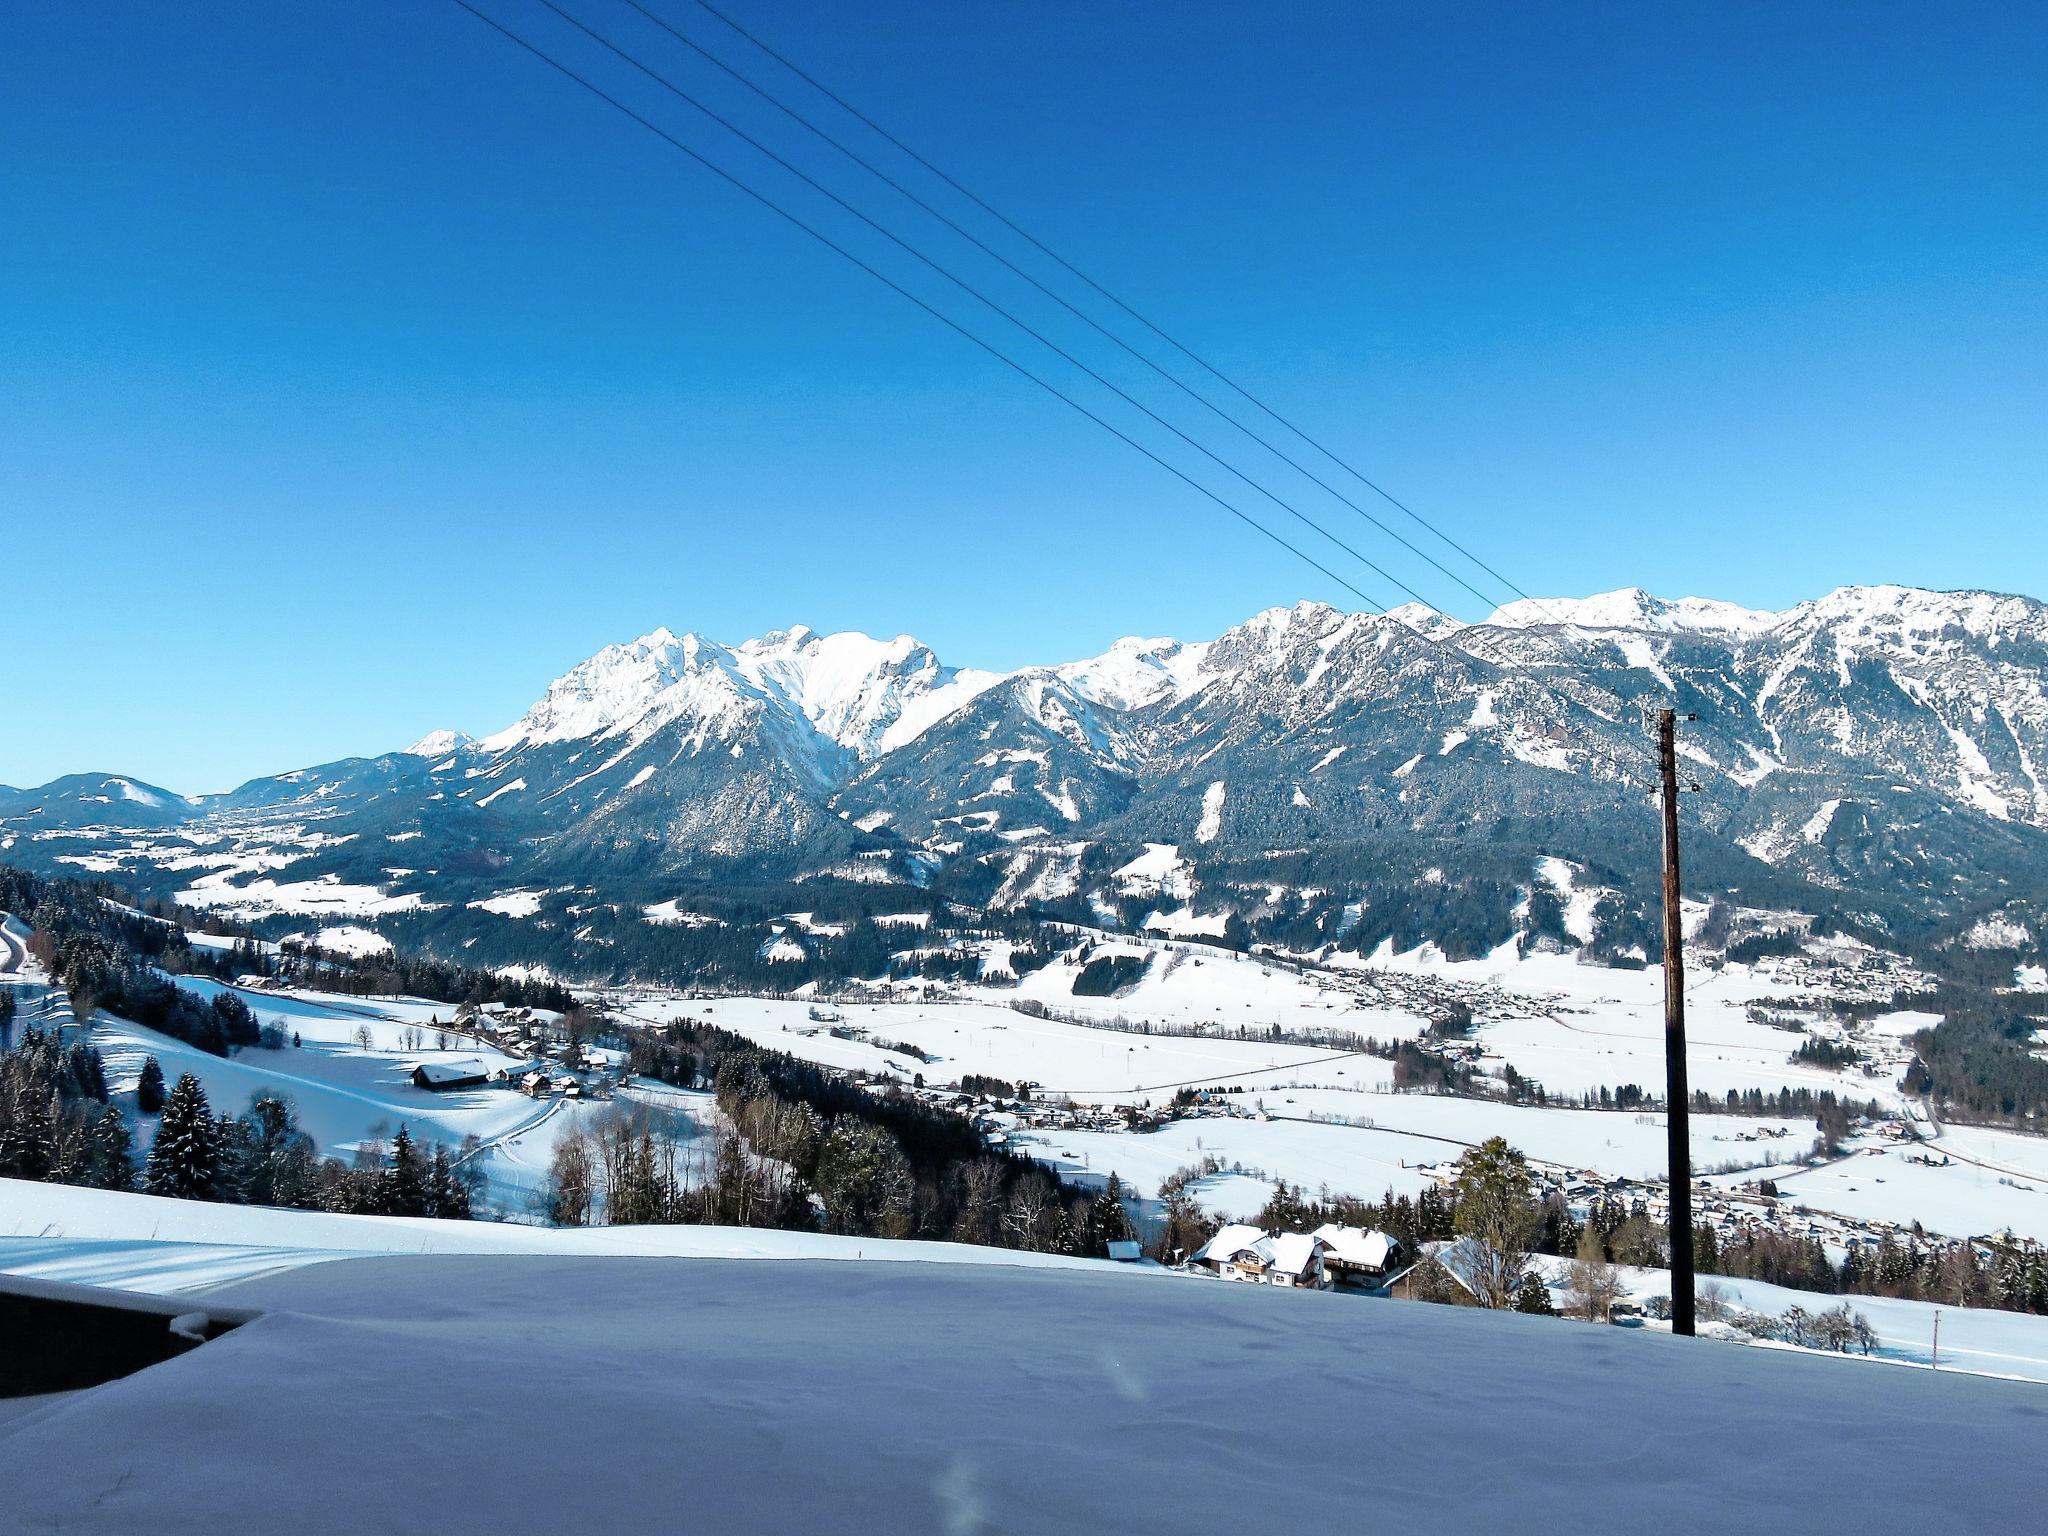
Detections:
[1658, 707, 1696, 1337]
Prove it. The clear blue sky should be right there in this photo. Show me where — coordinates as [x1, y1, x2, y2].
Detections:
[6, 1, 2043, 793]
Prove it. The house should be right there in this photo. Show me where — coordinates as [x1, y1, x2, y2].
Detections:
[1385, 1237, 1492, 1306]
[410, 1059, 490, 1091]
[1260, 1232, 1326, 1289]
[1189, 1225, 1326, 1288]
[1310, 1224, 1404, 1292]
[1190, 1224, 1272, 1281]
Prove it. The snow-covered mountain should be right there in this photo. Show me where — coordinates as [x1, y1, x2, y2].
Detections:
[9, 585, 2048, 960]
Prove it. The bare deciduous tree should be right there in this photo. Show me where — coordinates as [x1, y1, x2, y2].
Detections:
[1567, 1222, 1624, 1323]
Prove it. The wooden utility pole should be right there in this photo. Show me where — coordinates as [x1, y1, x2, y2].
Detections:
[1658, 707, 1696, 1337]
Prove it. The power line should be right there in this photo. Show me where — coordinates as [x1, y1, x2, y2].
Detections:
[685, 0, 1548, 615]
[528, 0, 1445, 617]
[667, 0, 1657, 712]
[446, 0, 1390, 614]
[456, 0, 1649, 734]
[617, 0, 1515, 618]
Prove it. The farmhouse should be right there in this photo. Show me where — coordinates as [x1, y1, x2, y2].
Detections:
[1311, 1224, 1406, 1292]
[1190, 1225, 1326, 1288]
[410, 1059, 490, 1092]
[1190, 1224, 1271, 1281]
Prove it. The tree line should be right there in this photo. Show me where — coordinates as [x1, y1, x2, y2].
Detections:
[569, 1018, 1140, 1255]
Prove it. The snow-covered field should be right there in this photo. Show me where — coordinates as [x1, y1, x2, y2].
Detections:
[1754, 1123, 2048, 1244]
[1, 1246, 2039, 1534]
[0, 1178, 1115, 1294]
[619, 992, 1396, 1104]
[12, 904, 2048, 1252]
[5, 967, 633, 1217]
[1531, 1256, 2048, 1384]
[1010, 1093, 1818, 1219]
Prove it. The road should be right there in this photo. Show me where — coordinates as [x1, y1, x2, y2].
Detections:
[0, 915, 26, 979]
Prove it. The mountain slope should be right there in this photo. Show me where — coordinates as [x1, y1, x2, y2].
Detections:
[8, 585, 2048, 963]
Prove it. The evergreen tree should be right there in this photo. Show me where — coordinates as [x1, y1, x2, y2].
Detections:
[87, 1104, 134, 1190]
[143, 1073, 219, 1200]
[1450, 1137, 1541, 1309]
[386, 1124, 426, 1217]
[0, 1077, 54, 1180]
[135, 1055, 166, 1114]
[1513, 1271, 1557, 1315]
[237, 1093, 317, 1209]
[545, 1134, 594, 1226]
[1256, 1182, 1313, 1233]
[813, 1120, 914, 1238]
[1097, 1172, 1138, 1246]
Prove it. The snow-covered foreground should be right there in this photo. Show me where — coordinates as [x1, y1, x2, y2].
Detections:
[0, 1178, 1117, 1294]
[2, 1251, 2039, 1533]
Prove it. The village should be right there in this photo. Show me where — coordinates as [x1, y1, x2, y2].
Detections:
[341, 980, 2043, 1310]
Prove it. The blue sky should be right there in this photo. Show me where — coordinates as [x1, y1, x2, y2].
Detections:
[6, 1, 2043, 793]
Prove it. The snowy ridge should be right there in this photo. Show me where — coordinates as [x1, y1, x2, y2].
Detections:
[1487, 587, 1777, 637]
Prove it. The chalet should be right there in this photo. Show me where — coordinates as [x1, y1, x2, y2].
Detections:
[1189, 1225, 1326, 1288]
[1260, 1233, 1326, 1289]
[1190, 1224, 1270, 1281]
[410, 1059, 490, 1092]
[1310, 1224, 1405, 1293]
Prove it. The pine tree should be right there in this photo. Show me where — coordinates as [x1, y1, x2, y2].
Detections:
[1513, 1270, 1557, 1315]
[88, 1104, 134, 1190]
[1098, 1172, 1138, 1246]
[135, 1056, 166, 1115]
[386, 1125, 425, 1217]
[1450, 1137, 1540, 1309]
[0, 1079, 55, 1180]
[143, 1073, 219, 1200]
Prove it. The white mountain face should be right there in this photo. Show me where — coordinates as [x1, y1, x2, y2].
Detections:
[11, 584, 2048, 953]
[466, 625, 1004, 768]
[1487, 587, 1777, 638]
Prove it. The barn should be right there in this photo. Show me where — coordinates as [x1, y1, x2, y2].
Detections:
[410, 1059, 490, 1092]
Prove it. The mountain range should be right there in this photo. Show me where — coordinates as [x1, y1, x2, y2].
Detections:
[7, 584, 2047, 972]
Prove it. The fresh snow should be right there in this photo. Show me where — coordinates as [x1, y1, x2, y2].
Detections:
[1487, 587, 1778, 638]
[0, 1238, 2039, 1533]
[467, 888, 546, 919]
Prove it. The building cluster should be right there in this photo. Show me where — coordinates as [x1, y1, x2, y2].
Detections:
[1188, 1223, 1410, 1293]
[406, 1004, 624, 1100]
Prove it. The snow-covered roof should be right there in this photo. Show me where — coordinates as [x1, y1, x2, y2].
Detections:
[411, 1058, 489, 1085]
[1311, 1224, 1397, 1269]
[1260, 1232, 1323, 1278]
[1191, 1223, 1268, 1265]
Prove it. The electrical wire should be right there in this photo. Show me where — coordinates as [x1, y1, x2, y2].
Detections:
[447, 0, 1391, 614]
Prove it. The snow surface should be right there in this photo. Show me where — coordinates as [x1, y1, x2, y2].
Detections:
[0, 1179, 1110, 1286]
[1487, 587, 1778, 637]
[0, 1249, 2039, 1533]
